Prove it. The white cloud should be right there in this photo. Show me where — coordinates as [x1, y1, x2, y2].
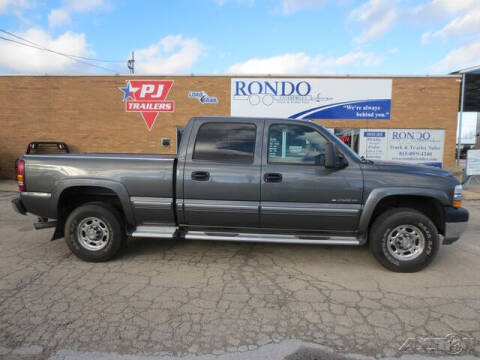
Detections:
[348, 0, 480, 45]
[419, 0, 480, 73]
[0, 28, 92, 74]
[417, 0, 480, 44]
[412, 0, 479, 21]
[0, 0, 32, 14]
[134, 35, 203, 74]
[214, 0, 324, 14]
[430, 7, 480, 40]
[429, 40, 480, 73]
[421, 31, 431, 45]
[281, 0, 326, 15]
[349, 0, 397, 43]
[62, 0, 107, 13]
[48, 9, 71, 27]
[49, 0, 108, 27]
[227, 51, 382, 74]
[213, 0, 254, 6]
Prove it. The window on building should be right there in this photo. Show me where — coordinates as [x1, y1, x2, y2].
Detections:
[334, 128, 360, 153]
[268, 124, 328, 165]
[193, 122, 256, 163]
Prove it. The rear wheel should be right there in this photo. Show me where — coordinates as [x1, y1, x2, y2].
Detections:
[369, 208, 439, 272]
[65, 202, 125, 262]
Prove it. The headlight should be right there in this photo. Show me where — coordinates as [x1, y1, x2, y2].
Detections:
[453, 184, 463, 208]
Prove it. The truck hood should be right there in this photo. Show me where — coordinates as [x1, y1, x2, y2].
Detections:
[364, 160, 453, 178]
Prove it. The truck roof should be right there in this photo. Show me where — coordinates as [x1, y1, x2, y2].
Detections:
[190, 116, 317, 125]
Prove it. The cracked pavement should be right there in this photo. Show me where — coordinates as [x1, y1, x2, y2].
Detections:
[0, 191, 479, 359]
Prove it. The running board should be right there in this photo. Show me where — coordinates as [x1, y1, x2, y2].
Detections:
[130, 225, 176, 238]
[129, 227, 361, 245]
[184, 231, 360, 245]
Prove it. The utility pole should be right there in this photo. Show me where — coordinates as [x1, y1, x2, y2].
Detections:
[127, 51, 135, 74]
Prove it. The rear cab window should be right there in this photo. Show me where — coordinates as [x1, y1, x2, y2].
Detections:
[193, 122, 257, 163]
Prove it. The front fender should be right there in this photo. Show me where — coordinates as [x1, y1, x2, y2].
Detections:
[358, 187, 450, 235]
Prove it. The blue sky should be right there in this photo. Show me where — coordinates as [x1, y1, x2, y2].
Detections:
[0, 0, 479, 75]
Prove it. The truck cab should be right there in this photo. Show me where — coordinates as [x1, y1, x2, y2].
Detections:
[178, 117, 362, 234]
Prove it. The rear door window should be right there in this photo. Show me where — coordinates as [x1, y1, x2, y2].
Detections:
[193, 122, 256, 163]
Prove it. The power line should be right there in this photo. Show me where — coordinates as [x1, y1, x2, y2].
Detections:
[0, 35, 117, 72]
[0, 34, 118, 73]
[0, 29, 124, 63]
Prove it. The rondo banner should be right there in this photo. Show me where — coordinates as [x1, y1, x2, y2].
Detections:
[230, 78, 392, 120]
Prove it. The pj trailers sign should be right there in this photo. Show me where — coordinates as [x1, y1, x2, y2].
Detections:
[120, 80, 174, 131]
[230, 78, 392, 120]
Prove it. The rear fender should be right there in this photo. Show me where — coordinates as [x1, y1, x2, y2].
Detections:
[51, 179, 135, 240]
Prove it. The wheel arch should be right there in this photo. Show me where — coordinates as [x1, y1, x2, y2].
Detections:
[52, 179, 135, 239]
[359, 188, 448, 242]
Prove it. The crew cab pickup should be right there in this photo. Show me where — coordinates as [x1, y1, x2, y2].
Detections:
[12, 116, 469, 272]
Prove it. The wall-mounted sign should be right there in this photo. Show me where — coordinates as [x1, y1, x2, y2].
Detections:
[231, 78, 392, 119]
[188, 91, 218, 104]
[120, 80, 174, 131]
[359, 130, 388, 161]
[358, 129, 445, 167]
[466, 149, 480, 176]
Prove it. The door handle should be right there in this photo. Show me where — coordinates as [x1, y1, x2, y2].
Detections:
[191, 171, 210, 181]
[264, 173, 282, 183]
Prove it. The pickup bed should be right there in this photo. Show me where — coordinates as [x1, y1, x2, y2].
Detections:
[12, 116, 469, 272]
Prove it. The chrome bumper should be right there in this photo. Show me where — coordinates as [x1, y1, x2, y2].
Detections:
[443, 207, 469, 245]
[444, 221, 468, 244]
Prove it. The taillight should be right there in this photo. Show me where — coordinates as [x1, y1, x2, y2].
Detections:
[16, 160, 26, 192]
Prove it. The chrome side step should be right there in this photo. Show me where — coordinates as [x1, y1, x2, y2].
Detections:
[184, 231, 360, 245]
[129, 227, 361, 245]
[131, 225, 176, 238]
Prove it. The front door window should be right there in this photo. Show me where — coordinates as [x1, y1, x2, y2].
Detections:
[268, 124, 328, 165]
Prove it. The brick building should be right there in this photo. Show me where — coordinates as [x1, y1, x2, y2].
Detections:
[0, 75, 461, 178]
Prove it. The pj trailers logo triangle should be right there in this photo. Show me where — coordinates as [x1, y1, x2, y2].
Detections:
[120, 80, 174, 131]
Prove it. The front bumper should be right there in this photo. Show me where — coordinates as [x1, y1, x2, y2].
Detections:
[12, 198, 27, 215]
[443, 206, 469, 244]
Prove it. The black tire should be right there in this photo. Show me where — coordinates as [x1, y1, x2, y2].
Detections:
[65, 202, 125, 262]
[369, 208, 439, 272]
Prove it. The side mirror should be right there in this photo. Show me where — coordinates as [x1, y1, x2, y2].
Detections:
[325, 142, 336, 169]
[337, 154, 348, 169]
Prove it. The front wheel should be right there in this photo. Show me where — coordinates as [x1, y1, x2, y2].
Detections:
[369, 208, 439, 272]
[65, 202, 125, 262]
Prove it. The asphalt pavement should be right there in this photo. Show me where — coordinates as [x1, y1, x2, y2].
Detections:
[0, 189, 479, 359]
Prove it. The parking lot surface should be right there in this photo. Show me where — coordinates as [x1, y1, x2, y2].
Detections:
[1, 191, 479, 359]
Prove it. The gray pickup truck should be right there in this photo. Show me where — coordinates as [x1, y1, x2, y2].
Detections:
[12, 116, 468, 272]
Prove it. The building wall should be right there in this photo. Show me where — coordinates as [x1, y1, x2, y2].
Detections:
[0, 75, 460, 179]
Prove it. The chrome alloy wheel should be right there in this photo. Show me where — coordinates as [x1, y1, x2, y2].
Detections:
[386, 224, 425, 261]
[77, 217, 110, 251]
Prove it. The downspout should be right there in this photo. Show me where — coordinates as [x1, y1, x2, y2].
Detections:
[456, 72, 466, 166]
